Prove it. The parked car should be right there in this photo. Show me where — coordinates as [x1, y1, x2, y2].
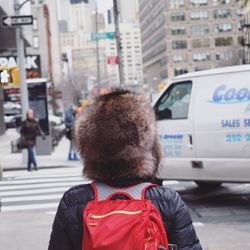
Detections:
[4, 114, 22, 129]
[4, 102, 21, 115]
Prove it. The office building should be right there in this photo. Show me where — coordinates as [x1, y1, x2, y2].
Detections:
[139, 0, 244, 88]
[243, 0, 250, 63]
[105, 23, 143, 87]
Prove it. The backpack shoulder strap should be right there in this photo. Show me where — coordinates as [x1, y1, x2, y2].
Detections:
[91, 181, 157, 201]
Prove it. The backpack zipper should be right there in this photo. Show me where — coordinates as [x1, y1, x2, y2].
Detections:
[88, 210, 143, 219]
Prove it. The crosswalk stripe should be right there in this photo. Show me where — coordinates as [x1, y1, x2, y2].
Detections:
[0, 167, 89, 213]
[0, 186, 79, 197]
[0, 176, 85, 185]
[2, 194, 63, 203]
[3, 169, 82, 179]
[0, 181, 85, 191]
[1, 203, 60, 212]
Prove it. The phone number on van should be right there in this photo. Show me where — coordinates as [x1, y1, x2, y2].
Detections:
[225, 134, 250, 142]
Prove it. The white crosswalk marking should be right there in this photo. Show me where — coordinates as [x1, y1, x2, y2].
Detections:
[0, 167, 184, 213]
[0, 166, 90, 213]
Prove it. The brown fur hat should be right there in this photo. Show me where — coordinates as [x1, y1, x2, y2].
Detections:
[73, 89, 162, 182]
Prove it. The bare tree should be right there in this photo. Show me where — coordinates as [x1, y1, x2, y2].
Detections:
[58, 71, 89, 108]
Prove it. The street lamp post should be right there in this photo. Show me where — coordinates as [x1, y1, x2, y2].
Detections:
[14, 0, 29, 121]
[113, 0, 124, 87]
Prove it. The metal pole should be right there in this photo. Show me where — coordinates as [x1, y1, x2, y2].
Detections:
[113, 0, 124, 87]
[14, 0, 29, 120]
[95, 8, 101, 87]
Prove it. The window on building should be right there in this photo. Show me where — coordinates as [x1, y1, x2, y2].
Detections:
[213, 9, 231, 18]
[238, 36, 244, 45]
[192, 25, 209, 35]
[171, 27, 186, 35]
[173, 54, 188, 62]
[174, 68, 188, 76]
[190, 0, 208, 6]
[213, 0, 230, 5]
[216, 51, 233, 60]
[215, 23, 232, 33]
[215, 37, 233, 46]
[190, 11, 208, 20]
[195, 67, 209, 71]
[155, 81, 192, 120]
[192, 52, 210, 61]
[192, 38, 210, 48]
[172, 40, 187, 49]
[171, 12, 185, 21]
[170, 0, 184, 9]
[236, 9, 244, 17]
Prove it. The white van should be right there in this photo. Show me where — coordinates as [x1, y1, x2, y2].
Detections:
[153, 65, 250, 187]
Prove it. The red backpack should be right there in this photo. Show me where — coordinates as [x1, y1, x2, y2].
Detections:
[82, 182, 169, 250]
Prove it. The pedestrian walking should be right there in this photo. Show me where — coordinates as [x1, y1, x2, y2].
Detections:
[48, 90, 202, 250]
[20, 109, 45, 171]
[64, 105, 78, 160]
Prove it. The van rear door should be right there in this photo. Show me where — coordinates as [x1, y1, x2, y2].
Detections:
[154, 80, 200, 180]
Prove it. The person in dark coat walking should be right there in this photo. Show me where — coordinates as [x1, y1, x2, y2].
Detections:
[20, 109, 45, 171]
[48, 90, 202, 250]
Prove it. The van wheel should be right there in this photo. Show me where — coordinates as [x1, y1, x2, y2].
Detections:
[152, 178, 164, 186]
[195, 181, 222, 188]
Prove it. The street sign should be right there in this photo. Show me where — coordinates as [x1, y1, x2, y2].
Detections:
[107, 56, 119, 65]
[91, 32, 115, 41]
[1, 15, 33, 27]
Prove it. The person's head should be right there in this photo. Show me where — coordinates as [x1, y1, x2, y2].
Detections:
[26, 109, 34, 120]
[74, 89, 162, 182]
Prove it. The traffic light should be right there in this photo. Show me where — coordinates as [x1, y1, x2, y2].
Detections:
[0, 67, 20, 86]
[0, 68, 11, 85]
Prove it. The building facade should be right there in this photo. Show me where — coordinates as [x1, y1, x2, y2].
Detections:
[105, 23, 143, 87]
[117, 0, 139, 23]
[243, 0, 250, 63]
[139, 0, 244, 88]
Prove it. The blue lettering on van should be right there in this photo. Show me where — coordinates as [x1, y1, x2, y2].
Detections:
[160, 134, 183, 141]
[209, 85, 250, 104]
[244, 118, 250, 127]
[221, 119, 240, 128]
[246, 104, 250, 112]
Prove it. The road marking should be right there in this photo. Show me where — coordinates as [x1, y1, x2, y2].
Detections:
[0, 181, 85, 191]
[1, 202, 59, 212]
[0, 176, 84, 185]
[2, 194, 63, 203]
[0, 186, 77, 196]
[163, 181, 179, 185]
[193, 222, 204, 227]
[45, 211, 57, 215]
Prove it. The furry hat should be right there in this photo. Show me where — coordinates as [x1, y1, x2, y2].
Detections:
[73, 89, 162, 182]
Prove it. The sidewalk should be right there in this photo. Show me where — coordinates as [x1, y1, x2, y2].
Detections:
[0, 129, 82, 171]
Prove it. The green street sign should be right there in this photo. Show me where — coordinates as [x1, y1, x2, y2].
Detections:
[91, 32, 115, 41]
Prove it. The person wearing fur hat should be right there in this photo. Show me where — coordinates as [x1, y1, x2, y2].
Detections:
[48, 89, 202, 250]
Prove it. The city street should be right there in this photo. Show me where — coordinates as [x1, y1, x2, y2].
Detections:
[1, 166, 250, 249]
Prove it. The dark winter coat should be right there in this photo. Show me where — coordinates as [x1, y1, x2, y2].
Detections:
[48, 180, 202, 250]
[20, 118, 44, 147]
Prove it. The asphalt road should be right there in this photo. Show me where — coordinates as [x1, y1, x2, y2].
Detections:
[1, 168, 250, 250]
[164, 181, 250, 249]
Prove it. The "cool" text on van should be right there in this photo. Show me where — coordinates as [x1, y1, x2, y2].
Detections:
[213, 85, 250, 103]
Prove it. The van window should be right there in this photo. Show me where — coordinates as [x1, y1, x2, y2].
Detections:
[155, 81, 192, 120]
